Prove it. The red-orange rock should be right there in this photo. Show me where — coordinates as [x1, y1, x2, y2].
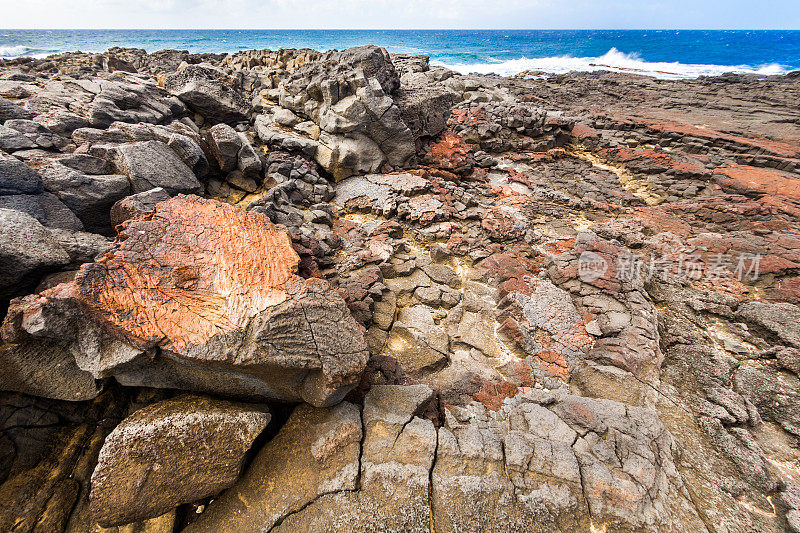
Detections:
[1, 196, 369, 406]
[570, 122, 600, 142]
[423, 131, 472, 172]
[713, 164, 800, 201]
[77, 195, 298, 353]
[481, 208, 525, 242]
[472, 379, 519, 412]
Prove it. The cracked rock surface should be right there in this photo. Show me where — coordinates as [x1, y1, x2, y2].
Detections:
[2, 196, 369, 407]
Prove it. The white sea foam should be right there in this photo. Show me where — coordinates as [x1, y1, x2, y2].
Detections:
[0, 45, 33, 58]
[0, 45, 59, 59]
[435, 48, 788, 80]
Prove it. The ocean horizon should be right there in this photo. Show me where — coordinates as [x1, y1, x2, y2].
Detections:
[1, 29, 799, 79]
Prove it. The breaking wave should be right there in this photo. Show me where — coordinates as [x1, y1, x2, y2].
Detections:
[435, 47, 788, 80]
[0, 45, 60, 59]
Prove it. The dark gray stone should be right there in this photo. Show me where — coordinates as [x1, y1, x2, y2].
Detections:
[0, 208, 70, 297]
[0, 192, 84, 231]
[163, 64, 250, 124]
[38, 162, 131, 234]
[112, 140, 202, 195]
[0, 153, 43, 195]
[110, 187, 171, 226]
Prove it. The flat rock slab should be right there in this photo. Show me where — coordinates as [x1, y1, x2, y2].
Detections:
[89, 394, 270, 527]
[188, 385, 704, 532]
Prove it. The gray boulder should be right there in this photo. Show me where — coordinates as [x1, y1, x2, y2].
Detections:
[163, 64, 250, 124]
[3, 119, 68, 151]
[87, 78, 188, 128]
[207, 123, 263, 184]
[0, 124, 37, 152]
[33, 108, 90, 135]
[236, 132, 263, 178]
[165, 130, 210, 178]
[48, 228, 113, 263]
[55, 153, 114, 175]
[394, 82, 459, 139]
[73, 121, 209, 177]
[38, 162, 130, 234]
[0, 208, 70, 297]
[109, 187, 171, 227]
[111, 140, 202, 195]
[0, 95, 34, 122]
[207, 123, 241, 172]
[0, 152, 43, 195]
[0, 192, 84, 231]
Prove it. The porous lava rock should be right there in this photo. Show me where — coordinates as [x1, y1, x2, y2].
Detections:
[89, 394, 270, 527]
[1, 195, 369, 406]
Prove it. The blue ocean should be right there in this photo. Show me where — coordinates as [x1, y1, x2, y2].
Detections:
[1, 29, 799, 79]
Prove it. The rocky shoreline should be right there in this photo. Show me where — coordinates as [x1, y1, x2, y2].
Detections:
[1, 45, 800, 531]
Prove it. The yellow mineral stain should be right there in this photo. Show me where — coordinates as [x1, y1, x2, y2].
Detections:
[569, 144, 665, 205]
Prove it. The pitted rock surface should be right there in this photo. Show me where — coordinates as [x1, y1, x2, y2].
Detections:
[89, 394, 270, 527]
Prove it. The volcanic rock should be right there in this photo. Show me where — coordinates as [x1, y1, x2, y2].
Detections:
[187, 385, 435, 533]
[0, 192, 84, 231]
[271, 45, 417, 180]
[37, 161, 130, 234]
[163, 64, 250, 124]
[0, 151, 43, 195]
[0, 208, 70, 298]
[186, 401, 362, 533]
[0, 95, 34, 121]
[207, 123, 241, 172]
[3, 44, 800, 533]
[110, 140, 202, 195]
[739, 301, 800, 348]
[109, 187, 170, 227]
[1, 195, 369, 406]
[89, 394, 270, 527]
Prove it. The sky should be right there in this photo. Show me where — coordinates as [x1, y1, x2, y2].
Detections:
[0, 0, 799, 30]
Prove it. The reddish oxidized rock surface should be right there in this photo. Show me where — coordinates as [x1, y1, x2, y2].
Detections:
[2, 196, 369, 406]
[4, 48, 800, 533]
[714, 163, 800, 201]
[77, 195, 299, 353]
